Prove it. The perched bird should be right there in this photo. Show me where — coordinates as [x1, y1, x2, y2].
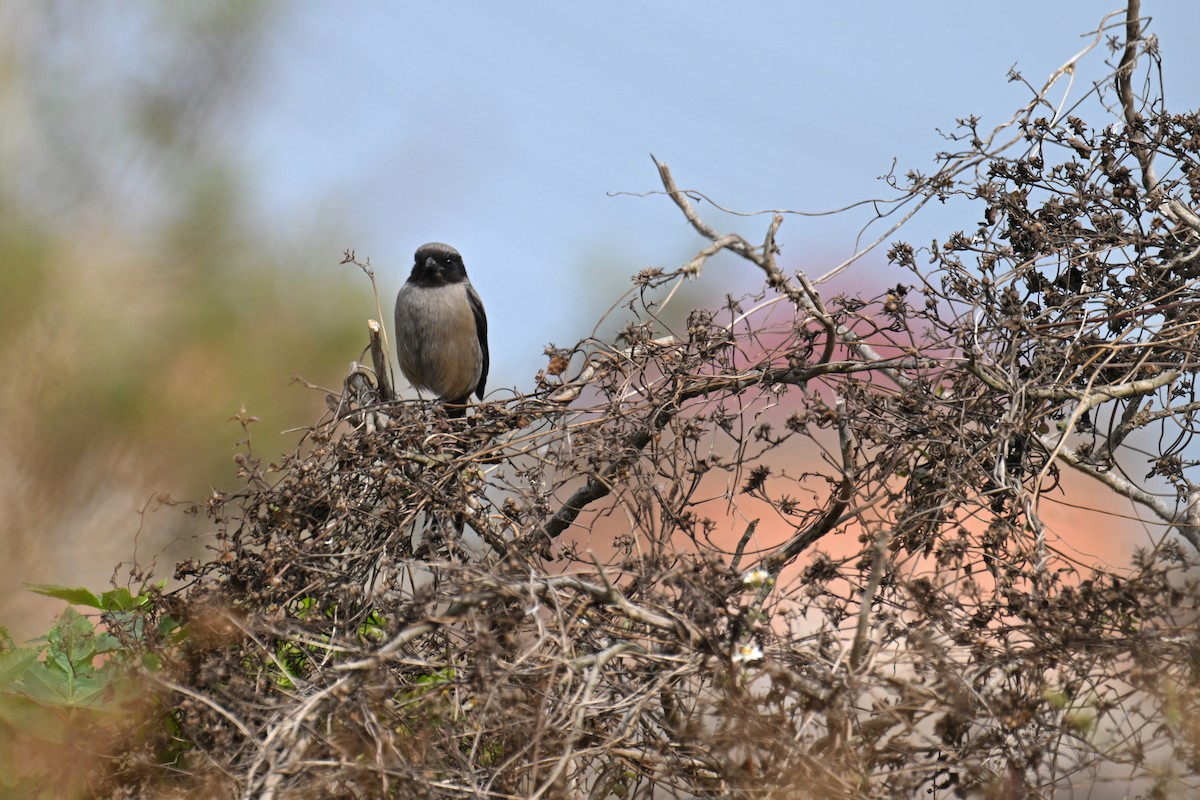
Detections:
[394, 242, 489, 417]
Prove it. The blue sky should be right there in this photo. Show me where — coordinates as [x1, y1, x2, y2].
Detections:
[234, 2, 1200, 394]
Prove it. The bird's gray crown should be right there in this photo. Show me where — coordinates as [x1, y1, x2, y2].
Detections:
[415, 242, 460, 261]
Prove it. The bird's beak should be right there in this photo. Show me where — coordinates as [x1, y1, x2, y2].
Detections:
[425, 257, 439, 271]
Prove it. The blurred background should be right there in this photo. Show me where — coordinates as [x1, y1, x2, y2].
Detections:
[3, 1, 1199, 638]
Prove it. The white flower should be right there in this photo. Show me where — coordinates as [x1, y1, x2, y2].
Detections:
[732, 643, 763, 664]
[742, 568, 772, 589]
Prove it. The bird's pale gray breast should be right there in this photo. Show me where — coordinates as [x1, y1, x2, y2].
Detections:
[394, 281, 483, 401]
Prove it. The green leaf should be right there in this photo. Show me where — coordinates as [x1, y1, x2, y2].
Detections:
[17, 660, 107, 708]
[159, 615, 184, 641]
[0, 649, 38, 691]
[45, 608, 98, 675]
[0, 693, 66, 743]
[94, 632, 123, 655]
[98, 587, 136, 612]
[25, 584, 102, 609]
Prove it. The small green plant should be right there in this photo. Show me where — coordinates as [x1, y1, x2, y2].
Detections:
[0, 583, 180, 798]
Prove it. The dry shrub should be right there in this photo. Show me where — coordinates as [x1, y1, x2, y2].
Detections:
[96, 4, 1200, 797]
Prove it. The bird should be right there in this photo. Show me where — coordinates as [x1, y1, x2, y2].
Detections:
[394, 242, 489, 418]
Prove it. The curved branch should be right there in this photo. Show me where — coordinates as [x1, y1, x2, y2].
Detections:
[1048, 437, 1200, 552]
[1116, 0, 1200, 232]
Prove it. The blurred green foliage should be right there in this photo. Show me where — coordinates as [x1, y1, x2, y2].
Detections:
[0, 583, 176, 798]
[0, 2, 370, 633]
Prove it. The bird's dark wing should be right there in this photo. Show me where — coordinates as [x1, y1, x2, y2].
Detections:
[468, 283, 489, 400]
